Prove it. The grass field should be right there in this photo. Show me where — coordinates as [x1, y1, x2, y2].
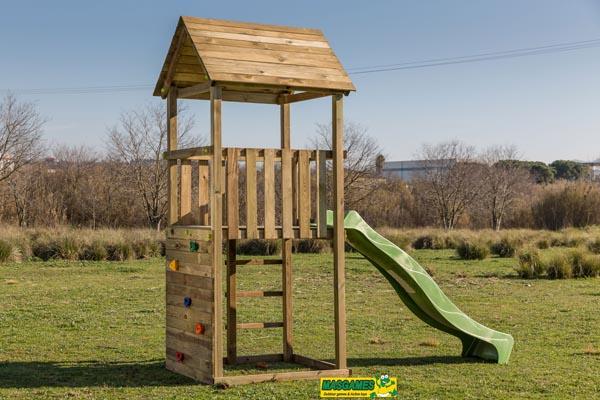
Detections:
[0, 250, 598, 399]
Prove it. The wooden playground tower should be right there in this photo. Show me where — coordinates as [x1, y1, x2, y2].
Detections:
[154, 16, 355, 386]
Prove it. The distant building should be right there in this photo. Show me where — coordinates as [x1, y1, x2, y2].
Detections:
[382, 159, 455, 181]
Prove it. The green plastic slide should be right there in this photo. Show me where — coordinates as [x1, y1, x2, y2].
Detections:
[327, 210, 514, 364]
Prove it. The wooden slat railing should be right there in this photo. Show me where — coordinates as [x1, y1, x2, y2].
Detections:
[169, 146, 338, 239]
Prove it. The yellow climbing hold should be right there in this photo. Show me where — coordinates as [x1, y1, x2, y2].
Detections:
[168, 259, 179, 271]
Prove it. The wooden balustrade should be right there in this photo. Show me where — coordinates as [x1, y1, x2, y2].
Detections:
[166, 146, 334, 240]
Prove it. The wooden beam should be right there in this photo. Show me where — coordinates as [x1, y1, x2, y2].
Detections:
[332, 94, 347, 370]
[245, 149, 258, 239]
[227, 239, 237, 365]
[178, 81, 212, 98]
[225, 354, 284, 365]
[279, 91, 330, 104]
[263, 149, 276, 239]
[226, 148, 239, 239]
[280, 102, 293, 363]
[210, 85, 224, 378]
[237, 290, 283, 298]
[293, 354, 337, 370]
[231, 258, 283, 266]
[164, 147, 341, 161]
[161, 28, 187, 98]
[237, 322, 284, 329]
[214, 368, 351, 387]
[198, 160, 209, 225]
[180, 160, 192, 224]
[167, 87, 178, 226]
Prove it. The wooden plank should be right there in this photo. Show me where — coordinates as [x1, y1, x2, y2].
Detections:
[234, 258, 283, 266]
[190, 35, 333, 56]
[280, 92, 330, 104]
[184, 20, 327, 41]
[237, 322, 283, 329]
[227, 240, 237, 365]
[166, 305, 212, 326]
[227, 148, 239, 239]
[165, 146, 213, 160]
[186, 29, 330, 49]
[166, 270, 213, 290]
[202, 59, 350, 81]
[166, 293, 213, 314]
[227, 354, 284, 365]
[178, 81, 212, 98]
[166, 359, 212, 384]
[245, 149, 258, 239]
[167, 283, 214, 304]
[293, 354, 337, 370]
[194, 46, 342, 69]
[180, 160, 192, 224]
[214, 368, 351, 387]
[292, 153, 298, 224]
[167, 88, 178, 225]
[332, 94, 347, 370]
[198, 160, 210, 225]
[210, 85, 224, 378]
[166, 249, 211, 266]
[281, 148, 293, 239]
[209, 72, 355, 92]
[165, 238, 211, 254]
[182, 16, 323, 36]
[298, 150, 311, 238]
[263, 149, 276, 239]
[167, 226, 212, 240]
[166, 347, 211, 376]
[237, 290, 283, 298]
[316, 150, 327, 238]
[165, 146, 337, 161]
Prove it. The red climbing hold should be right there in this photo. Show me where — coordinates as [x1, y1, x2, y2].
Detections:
[176, 351, 184, 362]
[195, 322, 205, 335]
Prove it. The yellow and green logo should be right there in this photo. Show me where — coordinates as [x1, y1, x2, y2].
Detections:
[320, 374, 398, 398]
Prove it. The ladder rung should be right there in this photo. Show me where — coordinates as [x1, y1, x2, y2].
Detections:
[238, 290, 283, 298]
[225, 259, 283, 266]
[237, 322, 283, 329]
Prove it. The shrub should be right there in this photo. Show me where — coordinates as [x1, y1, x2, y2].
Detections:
[293, 239, 331, 254]
[587, 237, 600, 254]
[54, 236, 81, 260]
[536, 238, 550, 249]
[568, 248, 587, 278]
[31, 239, 58, 261]
[80, 241, 108, 261]
[107, 242, 134, 261]
[131, 239, 150, 259]
[385, 234, 412, 251]
[516, 248, 545, 278]
[236, 240, 280, 256]
[0, 240, 12, 262]
[581, 255, 600, 278]
[455, 240, 489, 260]
[543, 253, 572, 279]
[490, 237, 520, 258]
[413, 234, 445, 250]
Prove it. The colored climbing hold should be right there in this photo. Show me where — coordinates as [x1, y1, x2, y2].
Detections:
[195, 322, 205, 335]
[168, 259, 179, 271]
[184, 297, 192, 308]
[189, 240, 200, 252]
[175, 351, 184, 362]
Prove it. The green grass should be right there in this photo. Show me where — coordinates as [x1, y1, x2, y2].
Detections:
[0, 251, 598, 399]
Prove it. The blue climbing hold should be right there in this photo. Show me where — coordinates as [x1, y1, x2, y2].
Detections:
[183, 297, 192, 308]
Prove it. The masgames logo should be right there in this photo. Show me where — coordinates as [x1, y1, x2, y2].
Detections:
[320, 375, 398, 398]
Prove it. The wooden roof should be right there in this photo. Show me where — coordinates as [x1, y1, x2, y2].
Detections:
[154, 16, 355, 100]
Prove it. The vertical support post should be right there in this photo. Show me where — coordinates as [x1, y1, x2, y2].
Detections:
[167, 87, 178, 225]
[332, 94, 347, 369]
[280, 103, 293, 361]
[198, 161, 209, 225]
[210, 86, 224, 378]
[227, 239, 237, 365]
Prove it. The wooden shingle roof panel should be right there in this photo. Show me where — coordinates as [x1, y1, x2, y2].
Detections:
[154, 16, 355, 96]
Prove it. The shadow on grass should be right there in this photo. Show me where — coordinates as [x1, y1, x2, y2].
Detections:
[0, 359, 194, 388]
[348, 355, 483, 367]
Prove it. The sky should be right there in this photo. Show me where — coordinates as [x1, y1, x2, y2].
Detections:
[1, 0, 600, 162]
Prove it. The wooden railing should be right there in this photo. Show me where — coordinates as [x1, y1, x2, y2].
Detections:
[165, 146, 335, 240]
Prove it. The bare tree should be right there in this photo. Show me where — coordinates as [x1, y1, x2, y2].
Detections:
[311, 122, 383, 208]
[414, 140, 482, 230]
[0, 93, 46, 182]
[480, 145, 530, 230]
[106, 102, 203, 230]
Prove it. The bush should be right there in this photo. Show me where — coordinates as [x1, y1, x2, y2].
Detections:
[581, 255, 600, 278]
[455, 240, 490, 260]
[31, 239, 59, 261]
[236, 240, 280, 256]
[293, 239, 331, 254]
[385, 234, 412, 251]
[516, 248, 545, 278]
[80, 241, 108, 261]
[0, 240, 12, 262]
[568, 248, 587, 278]
[107, 242, 134, 261]
[490, 237, 520, 258]
[587, 237, 600, 254]
[543, 253, 572, 279]
[54, 236, 81, 260]
[413, 234, 445, 250]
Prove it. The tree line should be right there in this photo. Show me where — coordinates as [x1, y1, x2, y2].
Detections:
[0, 94, 598, 231]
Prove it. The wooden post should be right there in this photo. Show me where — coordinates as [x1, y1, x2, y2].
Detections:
[198, 161, 209, 225]
[210, 86, 224, 378]
[280, 103, 293, 361]
[167, 87, 178, 225]
[227, 239, 237, 365]
[332, 94, 346, 369]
